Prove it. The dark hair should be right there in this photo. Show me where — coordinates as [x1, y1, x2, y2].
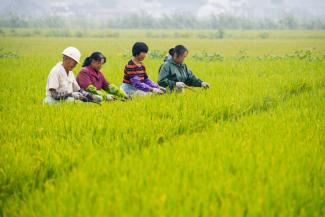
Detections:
[174, 45, 188, 57]
[168, 48, 175, 56]
[82, 52, 106, 67]
[132, 42, 149, 57]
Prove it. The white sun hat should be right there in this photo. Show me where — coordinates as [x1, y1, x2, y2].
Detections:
[62, 47, 81, 63]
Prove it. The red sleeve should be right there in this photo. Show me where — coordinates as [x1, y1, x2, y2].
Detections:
[76, 69, 92, 89]
[101, 72, 110, 89]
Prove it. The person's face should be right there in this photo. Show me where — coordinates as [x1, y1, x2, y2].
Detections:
[174, 51, 188, 64]
[136, 52, 147, 62]
[91, 59, 105, 71]
[64, 57, 78, 71]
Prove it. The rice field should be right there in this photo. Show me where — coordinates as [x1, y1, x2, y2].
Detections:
[0, 30, 324, 217]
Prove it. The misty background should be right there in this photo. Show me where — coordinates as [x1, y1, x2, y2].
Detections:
[0, 0, 324, 29]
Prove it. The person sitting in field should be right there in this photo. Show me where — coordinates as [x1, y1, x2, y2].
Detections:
[158, 45, 210, 92]
[76, 52, 129, 102]
[44, 47, 92, 104]
[120, 42, 166, 96]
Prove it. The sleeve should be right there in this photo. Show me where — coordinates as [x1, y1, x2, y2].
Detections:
[76, 70, 92, 89]
[50, 89, 69, 100]
[101, 73, 110, 89]
[130, 76, 152, 92]
[185, 65, 203, 87]
[141, 66, 158, 88]
[47, 69, 60, 90]
[144, 78, 159, 88]
[157, 64, 176, 90]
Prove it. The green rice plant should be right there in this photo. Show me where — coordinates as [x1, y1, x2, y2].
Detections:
[0, 30, 324, 217]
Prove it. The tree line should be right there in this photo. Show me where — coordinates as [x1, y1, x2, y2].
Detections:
[0, 13, 324, 29]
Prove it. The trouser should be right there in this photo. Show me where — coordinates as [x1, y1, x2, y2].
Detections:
[120, 83, 152, 96]
[43, 96, 77, 105]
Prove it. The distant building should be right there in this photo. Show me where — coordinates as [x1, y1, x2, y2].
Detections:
[197, 0, 325, 19]
[197, 0, 229, 19]
[49, 2, 75, 17]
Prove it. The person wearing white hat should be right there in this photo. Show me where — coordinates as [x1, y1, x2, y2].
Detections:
[44, 47, 93, 104]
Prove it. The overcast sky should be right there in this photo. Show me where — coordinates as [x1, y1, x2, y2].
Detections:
[0, 0, 324, 19]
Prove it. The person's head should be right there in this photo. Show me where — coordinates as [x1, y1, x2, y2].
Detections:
[132, 42, 149, 62]
[62, 47, 81, 71]
[173, 45, 188, 64]
[62, 55, 78, 71]
[82, 52, 106, 71]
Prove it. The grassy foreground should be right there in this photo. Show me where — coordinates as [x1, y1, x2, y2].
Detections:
[0, 30, 324, 217]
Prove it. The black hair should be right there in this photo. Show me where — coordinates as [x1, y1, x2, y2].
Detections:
[82, 52, 106, 67]
[173, 45, 188, 57]
[132, 42, 149, 57]
[168, 48, 175, 56]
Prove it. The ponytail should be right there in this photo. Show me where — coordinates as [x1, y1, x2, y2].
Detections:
[168, 48, 175, 56]
[164, 48, 175, 62]
[82, 57, 91, 67]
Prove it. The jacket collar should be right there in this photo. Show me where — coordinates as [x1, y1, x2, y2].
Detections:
[168, 59, 184, 67]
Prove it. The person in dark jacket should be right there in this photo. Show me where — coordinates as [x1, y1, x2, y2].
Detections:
[158, 45, 210, 92]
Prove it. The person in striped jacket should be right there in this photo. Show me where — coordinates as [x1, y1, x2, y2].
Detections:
[120, 42, 166, 96]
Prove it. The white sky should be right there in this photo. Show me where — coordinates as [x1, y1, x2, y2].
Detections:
[0, 0, 324, 19]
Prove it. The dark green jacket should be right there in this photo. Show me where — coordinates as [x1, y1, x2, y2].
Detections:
[158, 59, 203, 90]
